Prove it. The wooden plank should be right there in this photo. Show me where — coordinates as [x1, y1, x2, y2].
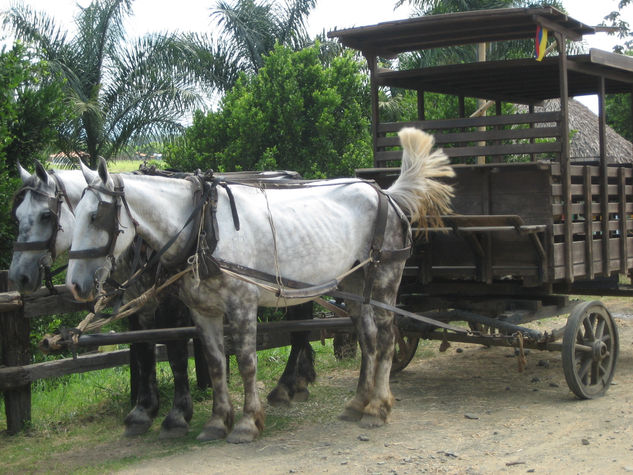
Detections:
[553, 202, 628, 216]
[0, 320, 355, 392]
[619, 167, 628, 274]
[376, 112, 561, 133]
[376, 142, 560, 163]
[376, 126, 561, 148]
[0, 291, 22, 312]
[22, 285, 91, 318]
[0, 271, 31, 434]
[584, 166, 595, 279]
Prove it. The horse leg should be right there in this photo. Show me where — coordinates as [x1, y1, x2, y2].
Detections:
[226, 302, 264, 444]
[192, 311, 234, 441]
[359, 299, 396, 428]
[338, 281, 378, 423]
[155, 297, 193, 438]
[124, 313, 159, 436]
[357, 264, 403, 428]
[267, 302, 316, 406]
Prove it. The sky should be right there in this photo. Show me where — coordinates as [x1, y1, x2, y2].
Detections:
[1, 0, 632, 111]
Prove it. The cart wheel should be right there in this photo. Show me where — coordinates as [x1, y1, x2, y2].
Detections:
[562, 301, 619, 399]
[391, 326, 420, 374]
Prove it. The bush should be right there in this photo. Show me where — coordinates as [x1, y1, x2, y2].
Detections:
[164, 44, 372, 178]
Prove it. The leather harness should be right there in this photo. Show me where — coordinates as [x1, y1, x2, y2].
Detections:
[67, 174, 413, 309]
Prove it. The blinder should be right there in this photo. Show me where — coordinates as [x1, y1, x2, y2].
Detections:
[93, 199, 118, 231]
[68, 175, 136, 262]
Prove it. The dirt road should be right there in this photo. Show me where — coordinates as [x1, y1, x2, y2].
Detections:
[118, 306, 633, 475]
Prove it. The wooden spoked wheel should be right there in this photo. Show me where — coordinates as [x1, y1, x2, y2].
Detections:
[562, 301, 619, 399]
[391, 325, 420, 374]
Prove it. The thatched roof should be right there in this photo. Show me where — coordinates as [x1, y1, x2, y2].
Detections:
[520, 99, 633, 164]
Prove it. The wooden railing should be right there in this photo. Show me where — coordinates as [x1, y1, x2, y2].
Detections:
[0, 271, 353, 435]
[550, 163, 633, 281]
[375, 111, 562, 166]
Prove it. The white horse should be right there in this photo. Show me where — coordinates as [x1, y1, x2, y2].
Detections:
[8, 162, 196, 438]
[66, 127, 454, 443]
[9, 162, 85, 293]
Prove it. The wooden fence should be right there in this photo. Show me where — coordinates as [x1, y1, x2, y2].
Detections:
[0, 270, 353, 435]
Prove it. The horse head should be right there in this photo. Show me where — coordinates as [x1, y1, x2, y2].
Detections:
[9, 161, 78, 294]
[67, 158, 137, 301]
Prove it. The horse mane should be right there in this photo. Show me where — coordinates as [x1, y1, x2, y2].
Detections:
[386, 127, 455, 229]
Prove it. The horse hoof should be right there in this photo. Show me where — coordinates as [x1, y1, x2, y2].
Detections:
[226, 427, 258, 444]
[159, 426, 189, 439]
[292, 388, 309, 402]
[359, 414, 385, 429]
[123, 416, 153, 437]
[196, 425, 227, 442]
[267, 386, 291, 407]
[159, 418, 189, 439]
[338, 407, 363, 422]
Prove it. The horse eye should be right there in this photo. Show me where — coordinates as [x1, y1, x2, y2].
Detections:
[90, 212, 97, 223]
[40, 211, 52, 222]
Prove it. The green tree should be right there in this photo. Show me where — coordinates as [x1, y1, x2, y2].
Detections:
[0, 43, 72, 267]
[3, 0, 229, 167]
[211, 0, 316, 84]
[164, 44, 372, 179]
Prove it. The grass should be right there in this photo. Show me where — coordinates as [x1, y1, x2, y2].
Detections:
[1, 338, 425, 474]
[108, 159, 165, 173]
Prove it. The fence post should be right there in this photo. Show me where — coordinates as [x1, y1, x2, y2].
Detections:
[0, 270, 32, 434]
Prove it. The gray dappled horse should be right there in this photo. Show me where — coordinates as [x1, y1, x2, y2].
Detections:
[66, 128, 454, 443]
[9, 163, 316, 437]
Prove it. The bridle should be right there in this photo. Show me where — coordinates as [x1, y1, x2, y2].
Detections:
[12, 171, 74, 259]
[68, 174, 138, 271]
[12, 171, 75, 292]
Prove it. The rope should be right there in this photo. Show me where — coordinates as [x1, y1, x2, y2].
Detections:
[40, 267, 192, 352]
[260, 186, 287, 307]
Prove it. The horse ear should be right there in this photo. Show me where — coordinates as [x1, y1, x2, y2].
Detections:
[17, 162, 32, 183]
[34, 160, 49, 185]
[79, 159, 97, 184]
[97, 156, 109, 185]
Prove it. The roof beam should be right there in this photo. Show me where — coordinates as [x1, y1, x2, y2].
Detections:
[532, 14, 583, 41]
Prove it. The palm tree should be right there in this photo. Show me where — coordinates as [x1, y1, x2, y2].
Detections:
[3, 0, 232, 166]
[210, 0, 316, 82]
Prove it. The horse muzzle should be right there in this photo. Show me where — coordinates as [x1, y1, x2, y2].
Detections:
[68, 280, 95, 302]
[8, 255, 44, 294]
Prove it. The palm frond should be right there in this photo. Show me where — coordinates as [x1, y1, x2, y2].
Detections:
[2, 2, 68, 60]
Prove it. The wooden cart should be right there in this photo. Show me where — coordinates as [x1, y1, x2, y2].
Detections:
[330, 7, 633, 398]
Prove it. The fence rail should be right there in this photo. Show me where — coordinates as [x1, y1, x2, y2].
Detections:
[0, 270, 353, 434]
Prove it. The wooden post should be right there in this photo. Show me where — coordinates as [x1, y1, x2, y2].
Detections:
[477, 42, 487, 165]
[584, 166, 595, 280]
[417, 89, 425, 121]
[556, 31, 573, 283]
[365, 53, 380, 167]
[0, 271, 32, 434]
[599, 76, 610, 275]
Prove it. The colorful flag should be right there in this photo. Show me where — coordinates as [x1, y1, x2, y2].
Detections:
[535, 25, 548, 61]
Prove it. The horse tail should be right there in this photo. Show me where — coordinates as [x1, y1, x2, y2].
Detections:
[385, 127, 455, 229]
